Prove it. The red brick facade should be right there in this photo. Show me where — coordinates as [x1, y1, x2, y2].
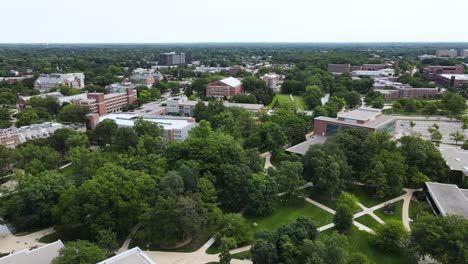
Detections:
[205, 81, 242, 98]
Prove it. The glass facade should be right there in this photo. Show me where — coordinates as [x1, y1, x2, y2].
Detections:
[376, 120, 396, 134]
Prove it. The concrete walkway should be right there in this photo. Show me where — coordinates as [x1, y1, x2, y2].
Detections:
[402, 188, 418, 231]
[118, 223, 141, 253]
[355, 203, 385, 224]
[0, 227, 54, 253]
[260, 152, 275, 170]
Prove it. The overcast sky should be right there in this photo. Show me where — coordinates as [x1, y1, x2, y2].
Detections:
[2, 0, 468, 43]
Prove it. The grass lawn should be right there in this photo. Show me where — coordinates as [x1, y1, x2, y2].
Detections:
[232, 250, 251, 260]
[355, 214, 382, 231]
[268, 94, 306, 110]
[207, 198, 334, 254]
[130, 225, 217, 253]
[347, 185, 392, 208]
[408, 199, 432, 227]
[346, 227, 416, 264]
[375, 200, 403, 225]
[39, 232, 61, 243]
[308, 189, 338, 209]
[246, 198, 334, 233]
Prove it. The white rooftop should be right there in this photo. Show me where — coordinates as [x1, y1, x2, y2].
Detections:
[99, 113, 195, 130]
[439, 74, 468, 81]
[220, 77, 241, 87]
[97, 247, 155, 264]
[337, 107, 382, 122]
[0, 240, 64, 264]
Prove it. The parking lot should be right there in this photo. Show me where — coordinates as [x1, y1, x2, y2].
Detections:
[395, 120, 468, 144]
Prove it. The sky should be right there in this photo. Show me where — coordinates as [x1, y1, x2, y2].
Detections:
[2, 0, 468, 43]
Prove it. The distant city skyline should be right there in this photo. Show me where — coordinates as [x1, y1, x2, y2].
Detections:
[2, 0, 468, 43]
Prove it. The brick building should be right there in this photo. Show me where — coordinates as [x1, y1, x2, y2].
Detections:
[423, 65, 464, 80]
[205, 77, 242, 98]
[434, 74, 468, 87]
[313, 108, 396, 136]
[229, 65, 244, 77]
[17, 88, 137, 116]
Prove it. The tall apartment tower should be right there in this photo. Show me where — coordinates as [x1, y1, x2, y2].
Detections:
[159, 52, 186, 65]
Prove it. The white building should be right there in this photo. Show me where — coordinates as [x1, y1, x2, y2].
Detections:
[34, 73, 85, 93]
[98, 113, 197, 142]
[0, 122, 75, 148]
[262, 73, 281, 92]
[97, 247, 155, 264]
[436, 49, 459, 58]
[164, 96, 264, 117]
[0, 240, 64, 264]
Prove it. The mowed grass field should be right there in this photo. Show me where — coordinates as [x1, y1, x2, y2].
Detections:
[269, 94, 307, 110]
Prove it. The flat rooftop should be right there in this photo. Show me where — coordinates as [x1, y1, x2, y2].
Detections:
[426, 182, 468, 219]
[285, 136, 327, 155]
[439, 74, 468, 81]
[98, 247, 155, 264]
[0, 240, 64, 264]
[338, 108, 382, 122]
[438, 145, 468, 173]
[315, 114, 396, 129]
[99, 113, 195, 130]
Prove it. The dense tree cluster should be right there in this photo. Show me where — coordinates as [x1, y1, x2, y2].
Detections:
[303, 129, 449, 198]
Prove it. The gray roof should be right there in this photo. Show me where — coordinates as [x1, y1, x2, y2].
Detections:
[426, 182, 468, 219]
[97, 247, 155, 264]
[0, 240, 64, 264]
[286, 136, 327, 155]
[315, 114, 396, 129]
[438, 146, 468, 173]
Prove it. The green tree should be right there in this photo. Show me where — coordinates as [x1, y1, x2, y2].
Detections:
[449, 131, 465, 147]
[52, 240, 106, 264]
[249, 121, 287, 152]
[269, 161, 305, 200]
[372, 96, 385, 109]
[16, 110, 40, 127]
[93, 119, 118, 147]
[333, 193, 359, 233]
[112, 127, 138, 152]
[96, 229, 119, 256]
[57, 105, 90, 124]
[216, 213, 250, 246]
[303, 144, 350, 197]
[344, 91, 361, 109]
[302, 85, 324, 110]
[134, 117, 163, 138]
[411, 215, 468, 264]
[65, 133, 90, 150]
[219, 236, 237, 264]
[442, 92, 467, 116]
[373, 221, 408, 253]
[4, 171, 73, 231]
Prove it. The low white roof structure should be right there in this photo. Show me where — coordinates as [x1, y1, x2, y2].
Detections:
[337, 107, 382, 122]
[0, 240, 64, 264]
[425, 182, 468, 219]
[438, 146, 468, 175]
[286, 136, 327, 155]
[439, 74, 468, 81]
[220, 77, 241, 87]
[97, 247, 155, 264]
[99, 113, 195, 130]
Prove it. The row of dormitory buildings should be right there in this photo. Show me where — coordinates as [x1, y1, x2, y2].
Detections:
[0, 241, 156, 264]
[17, 87, 137, 116]
[0, 122, 85, 148]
